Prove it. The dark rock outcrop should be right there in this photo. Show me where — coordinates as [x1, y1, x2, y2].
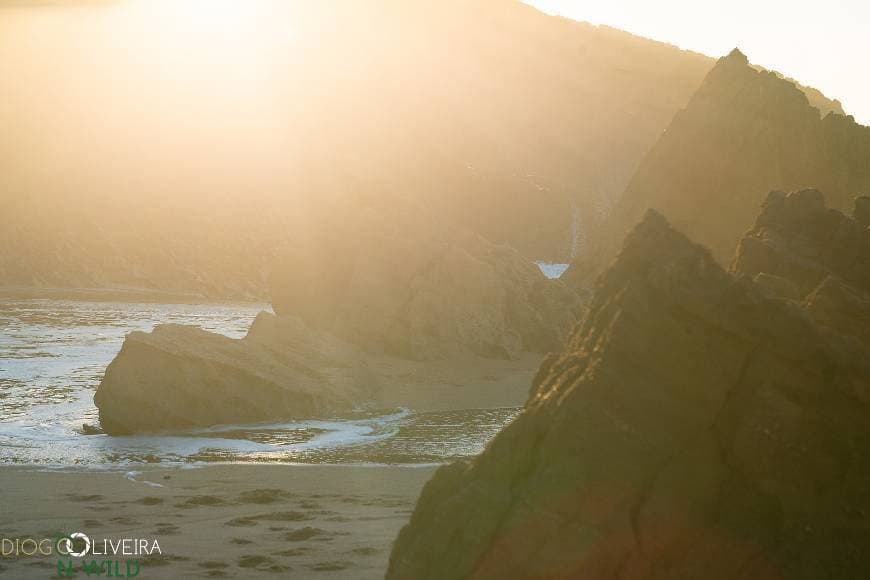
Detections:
[95, 313, 371, 434]
[270, 209, 583, 360]
[573, 48, 870, 285]
[733, 189, 870, 297]
[388, 202, 870, 580]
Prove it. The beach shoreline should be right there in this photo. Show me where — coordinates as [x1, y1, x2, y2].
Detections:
[0, 463, 436, 579]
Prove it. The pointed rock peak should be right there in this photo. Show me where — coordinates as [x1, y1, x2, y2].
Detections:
[724, 47, 749, 64]
[641, 207, 669, 226]
[618, 209, 686, 259]
[603, 208, 717, 289]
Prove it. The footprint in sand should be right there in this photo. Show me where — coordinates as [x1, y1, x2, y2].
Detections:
[310, 561, 352, 572]
[135, 496, 164, 506]
[109, 516, 139, 526]
[225, 510, 313, 528]
[237, 555, 293, 574]
[253, 511, 314, 522]
[351, 547, 381, 556]
[272, 547, 312, 557]
[82, 518, 104, 528]
[237, 489, 293, 505]
[175, 495, 228, 509]
[284, 527, 329, 542]
[66, 494, 104, 502]
[140, 554, 191, 568]
[237, 554, 272, 568]
[356, 515, 397, 521]
[197, 561, 228, 570]
[230, 538, 254, 546]
[154, 523, 180, 535]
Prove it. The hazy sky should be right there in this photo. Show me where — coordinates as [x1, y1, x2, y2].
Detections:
[526, 0, 869, 124]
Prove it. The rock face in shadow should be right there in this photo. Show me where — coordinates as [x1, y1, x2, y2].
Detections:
[95, 313, 371, 435]
[732, 189, 870, 400]
[733, 189, 870, 297]
[270, 209, 583, 360]
[388, 202, 870, 580]
[571, 48, 870, 285]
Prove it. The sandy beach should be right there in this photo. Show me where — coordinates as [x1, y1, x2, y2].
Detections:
[0, 464, 436, 579]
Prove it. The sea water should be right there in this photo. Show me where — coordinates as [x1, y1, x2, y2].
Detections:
[535, 261, 569, 279]
[0, 299, 518, 467]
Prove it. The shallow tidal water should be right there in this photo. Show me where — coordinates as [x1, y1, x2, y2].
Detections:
[0, 299, 519, 468]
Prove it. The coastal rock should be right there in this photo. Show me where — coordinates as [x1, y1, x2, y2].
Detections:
[573, 48, 870, 284]
[95, 208, 583, 434]
[733, 189, 870, 296]
[388, 206, 870, 579]
[270, 209, 582, 360]
[95, 313, 370, 435]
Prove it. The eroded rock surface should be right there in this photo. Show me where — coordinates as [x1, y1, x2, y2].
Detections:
[96, 208, 584, 433]
[733, 189, 870, 297]
[95, 313, 370, 434]
[388, 204, 870, 580]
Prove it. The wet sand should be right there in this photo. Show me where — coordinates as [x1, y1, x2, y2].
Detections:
[0, 464, 436, 579]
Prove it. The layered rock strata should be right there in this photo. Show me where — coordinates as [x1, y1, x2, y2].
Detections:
[388, 200, 870, 580]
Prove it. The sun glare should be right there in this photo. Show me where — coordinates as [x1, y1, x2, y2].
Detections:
[120, 0, 296, 71]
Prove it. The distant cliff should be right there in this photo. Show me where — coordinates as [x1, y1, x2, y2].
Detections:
[570, 48, 870, 285]
[388, 193, 870, 580]
[269, 207, 582, 360]
[0, 1, 843, 298]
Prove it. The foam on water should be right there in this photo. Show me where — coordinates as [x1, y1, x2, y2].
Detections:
[0, 299, 519, 468]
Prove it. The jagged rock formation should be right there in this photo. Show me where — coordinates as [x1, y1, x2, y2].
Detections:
[95, 313, 371, 434]
[572, 48, 870, 285]
[733, 189, 870, 395]
[1, 2, 843, 297]
[96, 210, 583, 433]
[388, 201, 870, 580]
[733, 189, 870, 296]
[270, 208, 583, 360]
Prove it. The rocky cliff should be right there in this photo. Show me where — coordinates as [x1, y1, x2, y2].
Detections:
[571, 49, 870, 285]
[270, 208, 583, 360]
[388, 197, 870, 579]
[733, 189, 870, 297]
[1, 2, 843, 297]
